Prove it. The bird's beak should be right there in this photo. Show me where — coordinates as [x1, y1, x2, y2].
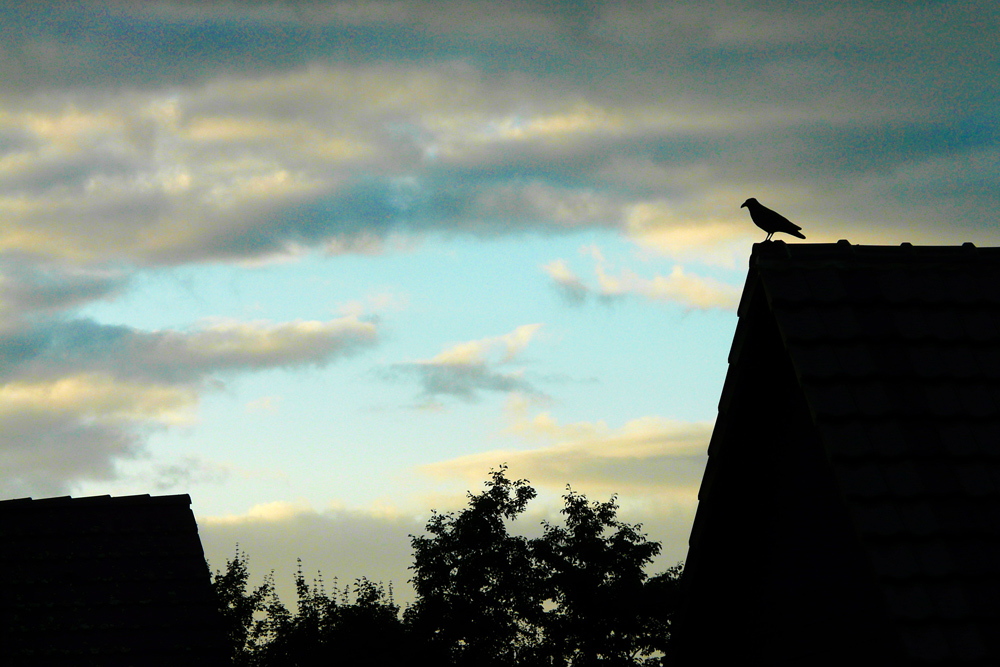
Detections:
[740, 202, 747, 208]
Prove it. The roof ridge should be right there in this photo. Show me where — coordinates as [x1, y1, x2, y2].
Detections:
[0, 493, 192, 507]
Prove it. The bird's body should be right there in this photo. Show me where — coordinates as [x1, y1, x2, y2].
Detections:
[741, 198, 805, 241]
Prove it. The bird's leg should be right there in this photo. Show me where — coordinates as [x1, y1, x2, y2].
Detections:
[765, 232, 773, 241]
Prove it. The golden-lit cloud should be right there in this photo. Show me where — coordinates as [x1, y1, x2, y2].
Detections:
[543, 246, 740, 310]
[419, 399, 711, 498]
[390, 324, 545, 403]
[596, 264, 740, 310]
[0, 315, 379, 495]
[0, 374, 196, 425]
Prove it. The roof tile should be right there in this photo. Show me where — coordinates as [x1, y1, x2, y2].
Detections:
[869, 543, 921, 578]
[914, 540, 956, 576]
[851, 501, 904, 536]
[834, 463, 889, 498]
[899, 624, 951, 661]
[895, 501, 941, 537]
[926, 582, 972, 619]
[883, 461, 926, 497]
[884, 582, 936, 619]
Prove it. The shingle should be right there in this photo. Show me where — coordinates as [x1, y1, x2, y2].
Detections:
[923, 384, 963, 417]
[945, 624, 989, 661]
[971, 422, 1000, 457]
[957, 384, 998, 417]
[884, 461, 926, 497]
[899, 624, 951, 661]
[856, 307, 899, 339]
[852, 382, 893, 416]
[895, 308, 935, 339]
[914, 460, 963, 497]
[914, 540, 956, 576]
[867, 421, 910, 458]
[909, 345, 949, 378]
[833, 342, 877, 377]
[955, 463, 999, 497]
[834, 463, 889, 498]
[819, 421, 872, 458]
[896, 501, 941, 536]
[936, 422, 979, 459]
[870, 343, 913, 377]
[765, 269, 811, 303]
[974, 347, 1000, 379]
[805, 268, 848, 303]
[0, 494, 225, 665]
[878, 270, 922, 303]
[804, 383, 858, 417]
[926, 582, 972, 619]
[681, 243, 1000, 665]
[851, 501, 904, 536]
[779, 306, 827, 341]
[951, 540, 994, 575]
[897, 422, 943, 458]
[960, 308, 1000, 342]
[869, 543, 921, 578]
[821, 305, 865, 339]
[884, 581, 936, 618]
[788, 343, 840, 379]
[942, 346, 979, 379]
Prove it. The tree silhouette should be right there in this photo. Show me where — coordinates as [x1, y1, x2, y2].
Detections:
[210, 467, 682, 666]
[405, 465, 546, 666]
[211, 548, 273, 666]
[534, 489, 675, 665]
[211, 557, 403, 666]
[405, 466, 680, 666]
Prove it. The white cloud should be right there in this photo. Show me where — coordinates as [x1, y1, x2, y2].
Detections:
[0, 315, 379, 496]
[543, 249, 740, 310]
[420, 402, 711, 498]
[391, 324, 544, 403]
[542, 259, 588, 304]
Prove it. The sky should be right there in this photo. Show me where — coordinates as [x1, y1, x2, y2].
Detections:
[2, 1, 998, 606]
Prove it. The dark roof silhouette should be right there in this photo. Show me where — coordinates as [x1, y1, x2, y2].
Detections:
[0, 493, 226, 666]
[670, 241, 1000, 665]
[741, 198, 806, 241]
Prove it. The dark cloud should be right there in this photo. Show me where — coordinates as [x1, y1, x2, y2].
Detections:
[0, 409, 143, 498]
[1, 1, 997, 263]
[0, 316, 377, 384]
[0, 314, 378, 494]
[0, 255, 130, 318]
[390, 361, 538, 403]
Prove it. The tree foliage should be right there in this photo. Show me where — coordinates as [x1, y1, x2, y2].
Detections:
[210, 466, 682, 666]
[211, 556, 403, 666]
[405, 466, 545, 666]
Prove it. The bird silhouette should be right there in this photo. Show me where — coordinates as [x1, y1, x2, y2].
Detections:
[741, 198, 805, 241]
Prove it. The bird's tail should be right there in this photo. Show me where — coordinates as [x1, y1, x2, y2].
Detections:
[790, 229, 806, 239]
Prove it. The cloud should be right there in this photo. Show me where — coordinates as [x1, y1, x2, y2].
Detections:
[389, 324, 544, 403]
[1, 1, 996, 268]
[544, 248, 741, 310]
[419, 406, 711, 499]
[0, 254, 129, 320]
[596, 265, 741, 310]
[0, 315, 378, 496]
[542, 259, 588, 304]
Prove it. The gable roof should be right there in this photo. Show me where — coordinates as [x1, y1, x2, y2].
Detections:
[0, 493, 226, 666]
[671, 241, 1000, 665]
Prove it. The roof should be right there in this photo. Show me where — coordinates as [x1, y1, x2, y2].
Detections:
[0, 493, 226, 666]
[671, 241, 1000, 665]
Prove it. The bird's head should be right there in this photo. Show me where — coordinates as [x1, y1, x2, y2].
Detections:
[740, 198, 758, 209]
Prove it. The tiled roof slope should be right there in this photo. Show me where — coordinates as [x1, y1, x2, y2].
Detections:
[0, 493, 226, 666]
[748, 241, 1000, 663]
